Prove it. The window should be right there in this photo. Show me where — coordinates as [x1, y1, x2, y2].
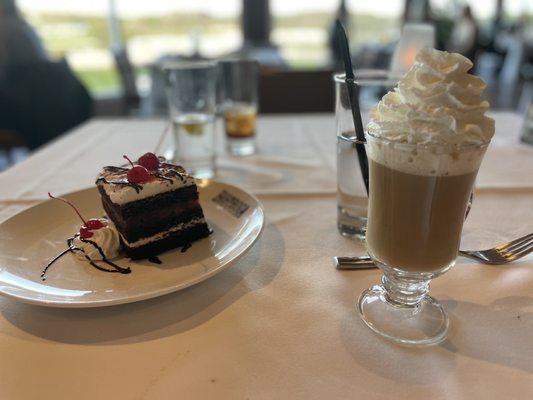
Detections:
[270, 0, 405, 69]
[19, 0, 241, 96]
[348, 0, 403, 48]
[271, 0, 336, 69]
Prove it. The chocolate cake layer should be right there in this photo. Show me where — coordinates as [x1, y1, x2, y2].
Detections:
[115, 207, 204, 242]
[122, 223, 210, 259]
[97, 185, 199, 219]
[100, 190, 205, 242]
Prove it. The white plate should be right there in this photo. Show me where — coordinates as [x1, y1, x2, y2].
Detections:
[0, 180, 264, 308]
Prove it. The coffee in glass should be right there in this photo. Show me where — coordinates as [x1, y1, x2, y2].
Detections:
[357, 48, 495, 345]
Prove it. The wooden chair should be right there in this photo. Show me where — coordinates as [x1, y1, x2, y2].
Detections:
[112, 47, 141, 115]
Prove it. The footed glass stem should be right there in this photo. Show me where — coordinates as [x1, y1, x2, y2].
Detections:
[357, 266, 449, 346]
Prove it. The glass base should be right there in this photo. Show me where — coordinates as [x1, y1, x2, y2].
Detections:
[170, 151, 215, 179]
[227, 137, 256, 156]
[357, 285, 448, 346]
[337, 207, 366, 240]
[188, 166, 215, 180]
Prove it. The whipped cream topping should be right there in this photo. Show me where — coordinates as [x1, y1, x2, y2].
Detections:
[72, 219, 121, 260]
[96, 162, 195, 205]
[367, 48, 494, 176]
[368, 47, 494, 146]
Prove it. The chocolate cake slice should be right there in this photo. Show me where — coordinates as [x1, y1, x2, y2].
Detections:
[96, 158, 210, 259]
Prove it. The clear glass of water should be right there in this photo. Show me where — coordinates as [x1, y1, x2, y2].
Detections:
[165, 61, 218, 179]
[219, 59, 259, 156]
[334, 71, 399, 239]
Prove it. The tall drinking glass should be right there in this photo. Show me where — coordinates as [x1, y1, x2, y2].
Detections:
[219, 59, 259, 156]
[358, 133, 490, 345]
[165, 61, 218, 179]
[335, 71, 398, 239]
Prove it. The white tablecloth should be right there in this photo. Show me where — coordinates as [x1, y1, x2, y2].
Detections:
[0, 112, 531, 399]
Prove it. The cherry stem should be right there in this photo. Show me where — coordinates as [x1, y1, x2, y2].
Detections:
[48, 192, 87, 225]
[123, 154, 135, 168]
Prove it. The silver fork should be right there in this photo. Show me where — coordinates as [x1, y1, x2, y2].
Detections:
[335, 232, 533, 270]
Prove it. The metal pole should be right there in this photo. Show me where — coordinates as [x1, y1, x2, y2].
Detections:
[242, 0, 271, 47]
[107, 0, 124, 52]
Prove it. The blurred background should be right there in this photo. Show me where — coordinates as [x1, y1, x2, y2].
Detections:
[0, 0, 532, 168]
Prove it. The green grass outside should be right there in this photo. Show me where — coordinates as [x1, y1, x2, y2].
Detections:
[75, 68, 120, 94]
[75, 67, 154, 96]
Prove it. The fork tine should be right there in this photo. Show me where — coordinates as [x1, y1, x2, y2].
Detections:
[496, 233, 533, 252]
[504, 243, 533, 261]
[500, 237, 533, 256]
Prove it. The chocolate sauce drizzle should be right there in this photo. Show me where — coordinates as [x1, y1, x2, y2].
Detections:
[76, 237, 131, 274]
[41, 236, 131, 280]
[160, 163, 186, 182]
[96, 176, 143, 193]
[153, 172, 174, 183]
[102, 166, 128, 173]
[181, 243, 192, 253]
[40, 248, 71, 280]
[97, 163, 188, 191]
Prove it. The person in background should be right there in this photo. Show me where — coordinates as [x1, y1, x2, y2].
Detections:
[0, 0, 48, 64]
[0, 0, 92, 153]
[447, 5, 479, 62]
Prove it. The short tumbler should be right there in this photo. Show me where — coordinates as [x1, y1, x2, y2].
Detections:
[219, 59, 259, 156]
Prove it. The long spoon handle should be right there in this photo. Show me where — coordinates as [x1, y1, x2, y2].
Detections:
[334, 256, 376, 270]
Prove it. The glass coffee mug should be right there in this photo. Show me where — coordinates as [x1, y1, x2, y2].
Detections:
[357, 132, 490, 346]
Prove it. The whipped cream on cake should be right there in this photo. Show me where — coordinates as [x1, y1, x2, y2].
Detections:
[96, 163, 195, 205]
[366, 48, 495, 176]
[71, 219, 121, 260]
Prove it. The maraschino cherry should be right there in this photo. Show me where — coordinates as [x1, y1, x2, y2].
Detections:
[123, 155, 154, 184]
[138, 152, 160, 171]
[48, 193, 106, 239]
[79, 226, 94, 239]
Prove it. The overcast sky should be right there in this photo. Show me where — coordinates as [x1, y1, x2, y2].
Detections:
[17, 0, 531, 19]
[18, 0, 397, 17]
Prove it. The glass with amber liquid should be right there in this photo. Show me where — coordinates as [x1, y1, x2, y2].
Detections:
[219, 60, 259, 156]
